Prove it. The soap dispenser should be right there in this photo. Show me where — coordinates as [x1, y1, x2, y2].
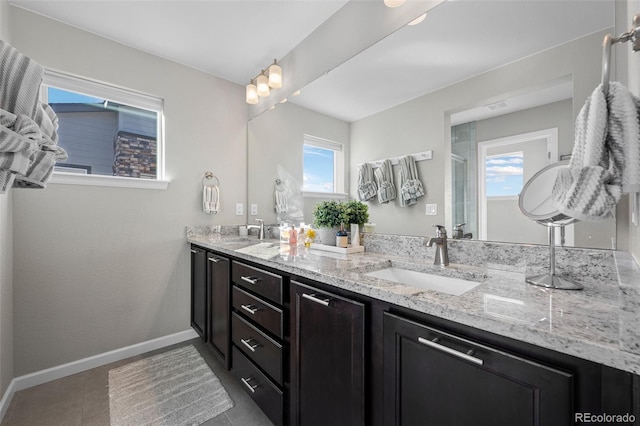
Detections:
[336, 223, 348, 248]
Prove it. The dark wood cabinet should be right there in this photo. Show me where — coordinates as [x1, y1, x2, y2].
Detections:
[207, 252, 231, 369]
[290, 281, 366, 426]
[190, 245, 207, 339]
[231, 260, 286, 426]
[383, 311, 574, 426]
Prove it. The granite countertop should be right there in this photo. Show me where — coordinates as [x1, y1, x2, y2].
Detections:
[187, 234, 640, 375]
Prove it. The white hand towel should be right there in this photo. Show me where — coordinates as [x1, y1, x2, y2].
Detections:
[374, 159, 396, 203]
[275, 187, 288, 213]
[398, 155, 425, 207]
[357, 162, 377, 201]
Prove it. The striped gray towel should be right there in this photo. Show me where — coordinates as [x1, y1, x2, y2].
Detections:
[552, 82, 639, 221]
[357, 162, 377, 201]
[398, 155, 425, 207]
[0, 40, 67, 193]
[374, 159, 396, 203]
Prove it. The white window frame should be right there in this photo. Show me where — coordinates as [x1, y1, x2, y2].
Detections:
[302, 134, 347, 199]
[477, 128, 558, 240]
[41, 69, 169, 190]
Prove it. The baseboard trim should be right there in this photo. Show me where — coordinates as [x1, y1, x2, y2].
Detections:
[0, 378, 16, 423]
[0, 329, 198, 422]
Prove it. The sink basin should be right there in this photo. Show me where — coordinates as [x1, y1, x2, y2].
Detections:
[364, 267, 481, 296]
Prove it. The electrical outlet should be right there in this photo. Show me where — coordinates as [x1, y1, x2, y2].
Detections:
[251, 203, 258, 216]
[235, 203, 243, 215]
[425, 204, 437, 216]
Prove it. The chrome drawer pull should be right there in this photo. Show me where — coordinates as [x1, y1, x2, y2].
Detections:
[241, 276, 259, 285]
[241, 377, 259, 393]
[418, 336, 484, 366]
[302, 293, 330, 306]
[190, 249, 197, 254]
[241, 304, 260, 315]
[208, 257, 221, 263]
[241, 338, 261, 352]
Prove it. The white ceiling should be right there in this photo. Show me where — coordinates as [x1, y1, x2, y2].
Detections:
[9, 0, 614, 122]
[8, 0, 349, 85]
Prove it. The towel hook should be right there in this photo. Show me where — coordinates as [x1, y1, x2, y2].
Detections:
[202, 171, 219, 187]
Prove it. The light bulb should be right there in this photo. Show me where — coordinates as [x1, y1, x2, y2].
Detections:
[384, 0, 406, 7]
[256, 74, 270, 97]
[268, 63, 282, 88]
[245, 83, 258, 104]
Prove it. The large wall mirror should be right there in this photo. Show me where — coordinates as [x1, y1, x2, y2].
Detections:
[248, 0, 617, 249]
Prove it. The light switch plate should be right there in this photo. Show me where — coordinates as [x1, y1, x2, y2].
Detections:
[425, 204, 437, 215]
[250, 203, 258, 216]
[235, 203, 243, 215]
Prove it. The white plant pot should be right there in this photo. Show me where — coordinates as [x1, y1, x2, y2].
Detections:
[317, 227, 339, 246]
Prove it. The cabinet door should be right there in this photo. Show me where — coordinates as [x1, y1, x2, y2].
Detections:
[290, 281, 365, 426]
[190, 246, 207, 340]
[383, 312, 573, 426]
[207, 252, 230, 369]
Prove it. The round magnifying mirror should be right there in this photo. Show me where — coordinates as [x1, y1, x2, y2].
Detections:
[518, 160, 576, 226]
[517, 160, 582, 290]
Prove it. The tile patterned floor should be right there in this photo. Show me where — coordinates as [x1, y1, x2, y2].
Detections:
[1, 339, 273, 426]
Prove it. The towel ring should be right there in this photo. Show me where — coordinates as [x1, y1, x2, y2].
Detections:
[601, 13, 640, 96]
[203, 172, 219, 187]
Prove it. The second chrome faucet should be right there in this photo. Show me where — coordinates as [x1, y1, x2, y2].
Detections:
[427, 224, 449, 267]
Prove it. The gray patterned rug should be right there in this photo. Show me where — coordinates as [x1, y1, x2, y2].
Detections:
[108, 345, 234, 426]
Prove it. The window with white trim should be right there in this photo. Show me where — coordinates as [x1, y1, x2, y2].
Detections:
[302, 135, 344, 196]
[41, 70, 167, 189]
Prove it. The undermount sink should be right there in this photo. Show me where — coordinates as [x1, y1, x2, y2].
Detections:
[364, 267, 481, 296]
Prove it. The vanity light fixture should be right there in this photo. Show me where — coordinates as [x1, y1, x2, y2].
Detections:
[245, 59, 284, 104]
[256, 73, 270, 97]
[384, 0, 406, 7]
[268, 61, 282, 89]
[245, 79, 258, 104]
[408, 13, 427, 25]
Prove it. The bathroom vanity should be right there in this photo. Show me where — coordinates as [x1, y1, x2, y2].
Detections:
[188, 231, 640, 426]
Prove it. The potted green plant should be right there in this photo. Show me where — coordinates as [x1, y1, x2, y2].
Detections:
[343, 200, 369, 226]
[312, 200, 345, 246]
[343, 200, 369, 246]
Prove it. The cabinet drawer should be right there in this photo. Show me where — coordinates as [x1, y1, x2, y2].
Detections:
[232, 346, 283, 426]
[232, 312, 283, 385]
[233, 285, 284, 338]
[232, 261, 283, 305]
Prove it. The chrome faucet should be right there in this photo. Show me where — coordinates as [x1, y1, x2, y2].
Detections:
[452, 222, 472, 239]
[247, 218, 265, 240]
[427, 224, 449, 267]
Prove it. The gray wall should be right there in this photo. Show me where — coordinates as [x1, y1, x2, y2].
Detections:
[0, 0, 14, 400]
[350, 29, 606, 238]
[10, 7, 247, 376]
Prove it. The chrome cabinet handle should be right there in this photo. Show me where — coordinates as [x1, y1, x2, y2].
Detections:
[190, 249, 198, 254]
[241, 304, 260, 315]
[241, 276, 259, 285]
[302, 293, 330, 306]
[208, 257, 221, 263]
[241, 338, 260, 352]
[241, 377, 259, 393]
[418, 336, 484, 366]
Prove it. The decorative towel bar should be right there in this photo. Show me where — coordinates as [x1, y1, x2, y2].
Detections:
[360, 150, 433, 169]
